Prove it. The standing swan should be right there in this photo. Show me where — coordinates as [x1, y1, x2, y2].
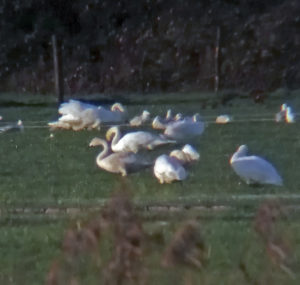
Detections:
[89, 137, 152, 176]
[106, 126, 176, 153]
[230, 145, 283, 186]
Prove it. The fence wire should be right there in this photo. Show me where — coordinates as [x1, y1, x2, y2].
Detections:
[0, 114, 298, 130]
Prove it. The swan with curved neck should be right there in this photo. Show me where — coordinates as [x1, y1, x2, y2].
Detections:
[230, 144, 283, 186]
[89, 137, 151, 176]
[106, 126, 176, 153]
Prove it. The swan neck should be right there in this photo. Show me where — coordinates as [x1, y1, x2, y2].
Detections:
[96, 140, 110, 161]
[231, 148, 247, 163]
[111, 128, 121, 148]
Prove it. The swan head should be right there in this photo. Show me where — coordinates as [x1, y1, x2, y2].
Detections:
[106, 126, 119, 141]
[111, 102, 126, 113]
[89, 137, 106, 147]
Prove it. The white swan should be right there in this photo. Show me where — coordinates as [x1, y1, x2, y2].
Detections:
[129, 110, 151, 127]
[97, 102, 128, 123]
[153, 154, 187, 184]
[48, 100, 127, 130]
[152, 116, 168, 130]
[216, 115, 232, 124]
[106, 126, 176, 153]
[169, 144, 200, 165]
[285, 106, 295, 123]
[152, 109, 173, 130]
[230, 145, 283, 186]
[275, 103, 287, 122]
[163, 115, 205, 140]
[89, 137, 152, 176]
[152, 110, 184, 130]
[0, 120, 24, 134]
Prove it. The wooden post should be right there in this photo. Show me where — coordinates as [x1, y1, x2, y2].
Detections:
[214, 27, 220, 93]
[52, 35, 64, 103]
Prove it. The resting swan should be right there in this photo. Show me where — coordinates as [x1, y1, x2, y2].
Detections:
[153, 153, 187, 184]
[89, 137, 152, 176]
[169, 144, 200, 165]
[163, 114, 205, 140]
[130, 110, 151, 127]
[230, 145, 283, 186]
[106, 126, 176, 153]
[48, 100, 127, 130]
[216, 115, 232, 124]
[0, 120, 24, 134]
[152, 110, 182, 130]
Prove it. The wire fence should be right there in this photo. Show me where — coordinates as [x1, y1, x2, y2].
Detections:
[0, 115, 298, 130]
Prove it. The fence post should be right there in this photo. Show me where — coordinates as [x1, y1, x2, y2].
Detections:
[52, 35, 64, 104]
[214, 27, 220, 93]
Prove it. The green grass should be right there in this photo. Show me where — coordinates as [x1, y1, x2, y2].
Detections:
[0, 90, 300, 284]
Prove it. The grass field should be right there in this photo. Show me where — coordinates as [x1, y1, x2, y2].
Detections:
[0, 90, 300, 284]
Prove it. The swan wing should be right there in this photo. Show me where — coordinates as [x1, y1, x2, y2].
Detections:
[59, 100, 97, 116]
[59, 113, 81, 123]
[113, 131, 154, 152]
[164, 120, 205, 140]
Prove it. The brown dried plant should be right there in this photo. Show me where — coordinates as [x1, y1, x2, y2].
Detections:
[253, 200, 295, 280]
[102, 192, 146, 285]
[161, 220, 207, 270]
[45, 190, 146, 285]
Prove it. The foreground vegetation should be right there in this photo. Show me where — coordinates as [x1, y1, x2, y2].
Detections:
[0, 90, 299, 284]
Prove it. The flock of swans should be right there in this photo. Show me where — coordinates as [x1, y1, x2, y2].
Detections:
[45, 99, 293, 186]
[48, 99, 204, 183]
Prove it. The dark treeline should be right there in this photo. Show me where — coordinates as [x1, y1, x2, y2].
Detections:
[0, 0, 299, 95]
